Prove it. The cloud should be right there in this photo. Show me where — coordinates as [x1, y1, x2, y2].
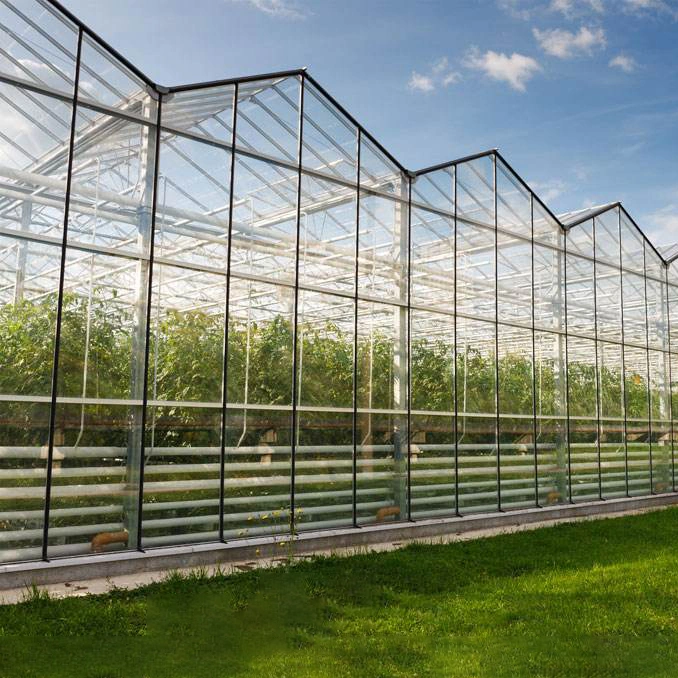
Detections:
[407, 57, 462, 93]
[530, 178, 568, 202]
[623, 0, 678, 18]
[609, 54, 638, 72]
[646, 204, 678, 245]
[463, 47, 541, 91]
[533, 25, 606, 58]
[232, 0, 307, 19]
[408, 72, 435, 93]
[550, 0, 604, 16]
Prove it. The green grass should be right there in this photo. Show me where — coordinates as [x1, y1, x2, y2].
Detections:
[3, 508, 678, 677]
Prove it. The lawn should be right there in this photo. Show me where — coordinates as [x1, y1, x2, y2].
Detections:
[2, 508, 678, 678]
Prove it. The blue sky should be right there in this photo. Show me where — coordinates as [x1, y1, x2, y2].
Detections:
[62, 0, 678, 248]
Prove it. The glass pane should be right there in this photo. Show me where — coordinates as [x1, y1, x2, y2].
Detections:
[161, 85, 235, 143]
[646, 277, 668, 350]
[594, 208, 620, 268]
[69, 107, 157, 254]
[298, 174, 356, 294]
[620, 212, 644, 274]
[224, 407, 292, 540]
[142, 406, 221, 548]
[0, 237, 61, 398]
[566, 254, 595, 338]
[497, 236, 531, 325]
[626, 420, 650, 496]
[456, 156, 494, 227]
[410, 207, 454, 312]
[412, 167, 454, 213]
[302, 81, 357, 182]
[358, 192, 408, 303]
[569, 419, 599, 502]
[533, 200, 562, 249]
[147, 264, 225, 404]
[46, 403, 140, 557]
[566, 218, 593, 258]
[499, 416, 536, 510]
[534, 245, 565, 332]
[456, 317, 496, 416]
[78, 35, 155, 119]
[457, 221, 495, 320]
[155, 132, 231, 268]
[359, 137, 407, 198]
[457, 416, 497, 514]
[0, 84, 71, 240]
[598, 342, 624, 419]
[651, 420, 672, 494]
[535, 331, 567, 418]
[0, 0, 77, 95]
[230, 154, 298, 285]
[625, 344, 649, 420]
[567, 335, 597, 418]
[536, 417, 568, 505]
[496, 159, 530, 239]
[498, 323, 533, 416]
[599, 419, 625, 499]
[0, 401, 50, 562]
[235, 76, 300, 164]
[596, 263, 622, 343]
[623, 271, 647, 347]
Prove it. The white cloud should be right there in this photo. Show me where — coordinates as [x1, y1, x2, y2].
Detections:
[463, 47, 541, 91]
[407, 57, 461, 93]
[550, 0, 604, 16]
[531, 178, 567, 202]
[233, 0, 307, 20]
[609, 54, 638, 72]
[533, 25, 606, 58]
[408, 72, 435, 93]
[623, 0, 678, 16]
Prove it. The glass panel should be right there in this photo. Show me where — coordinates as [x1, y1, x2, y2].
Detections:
[625, 344, 649, 420]
[230, 154, 298, 285]
[566, 218, 593, 259]
[536, 417, 568, 505]
[499, 416, 536, 510]
[599, 419, 625, 499]
[569, 419, 599, 502]
[456, 317, 496, 416]
[154, 132, 231, 268]
[456, 156, 494, 227]
[620, 212, 644, 274]
[68, 106, 157, 254]
[598, 342, 624, 419]
[46, 403, 140, 557]
[56, 249, 145, 401]
[161, 85, 235, 143]
[497, 236, 531, 325]
[298, 174, 356, 294]
[596, 263, 622, 343]
[223, 407, 292, 540]
[302, 81, 357, 182]
[496, 159, 530, 239]
[649, 350, 670, 421]
[226, 279, 294, 408]
[533, 200, 562, 249]
[498, 323, 533, 416]
[147, 264, 225, 404]
[646, 277, 668, 350]
[359, 137, 407, 198]
[235, 76, 300, 164]
[356, 300, 408, 525]
[626, 420, 651, 496]
[669, 281, 678, 351]
[78, 35, 155, 119]
[0, 0, 77, 95]
[0, 83, 71, 240]
[142, 406, 221, 548]
[623, 271, 647, 347]
[457, 221, 495, 320]
[567, 335, 598, 419]
[593, 208, 620, 268]
[410, 206, 454, 312]
[645, 241, 664, 282]
[457, 416, 497, 514]
[412, 167, 454, 213]
[533, 245, 565, 332]
[0, 237, 61, 397]
[409, 413, 455, 519]
[566, 254, 595, 338]
[534, 331, 567, 418]
[0, 401, 50, 562]
[358, 192, 408, 303]
[651, 420, 672, 493]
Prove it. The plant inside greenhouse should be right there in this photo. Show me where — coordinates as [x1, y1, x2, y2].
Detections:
[1, 0, 678, 575]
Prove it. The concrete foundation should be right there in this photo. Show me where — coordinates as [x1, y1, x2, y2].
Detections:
[2, 493, 678, 591]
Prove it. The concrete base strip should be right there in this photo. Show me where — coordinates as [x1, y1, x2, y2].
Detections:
[2, 493, 678, 593]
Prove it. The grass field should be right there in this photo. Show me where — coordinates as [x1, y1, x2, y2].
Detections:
[3, 508, 678, 677]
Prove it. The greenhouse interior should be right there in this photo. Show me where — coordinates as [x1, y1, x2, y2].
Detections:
[1, 0, 678, 567]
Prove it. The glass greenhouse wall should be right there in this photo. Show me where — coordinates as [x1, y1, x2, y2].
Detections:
[1, 0, 678, 565]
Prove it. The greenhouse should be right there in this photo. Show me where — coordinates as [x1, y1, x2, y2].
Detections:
[1, 0, 678, 568]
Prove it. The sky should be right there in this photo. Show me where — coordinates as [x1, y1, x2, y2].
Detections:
[60, 0, 678, 249]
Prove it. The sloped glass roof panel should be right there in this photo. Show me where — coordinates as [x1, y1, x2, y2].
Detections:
[411, 166, 454, 213]
[0, 0, 77, 96]
[456, 154, 494, 227]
